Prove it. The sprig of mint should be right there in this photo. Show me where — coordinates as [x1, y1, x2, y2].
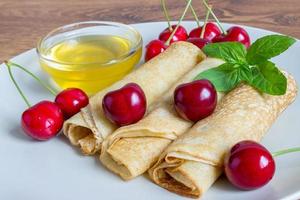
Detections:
[194, 35, 296, 95]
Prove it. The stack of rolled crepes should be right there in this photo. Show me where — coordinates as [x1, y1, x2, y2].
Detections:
[63, 40, 298, 199]
[148, 73, 297, 198]
[63, 42, 205, 155]
[100, 58, 225, 180]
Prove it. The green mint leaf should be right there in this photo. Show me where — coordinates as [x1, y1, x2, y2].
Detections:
[194, 63, 241, 92]
[203, 42, 247, 64]
[246, 35, 296, 65]
[249, 61, 287, 95]
[238, 64, 253, 83]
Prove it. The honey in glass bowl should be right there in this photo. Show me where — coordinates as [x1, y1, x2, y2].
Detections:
[37, 21, 142, 95]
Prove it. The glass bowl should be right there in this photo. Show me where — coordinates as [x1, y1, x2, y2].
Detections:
[37, 21, 143, 95]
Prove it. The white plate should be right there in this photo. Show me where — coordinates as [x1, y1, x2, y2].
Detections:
[0, 21, 300, 200]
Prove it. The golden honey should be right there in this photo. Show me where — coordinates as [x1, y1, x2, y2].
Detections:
[39, 35, 142, 95]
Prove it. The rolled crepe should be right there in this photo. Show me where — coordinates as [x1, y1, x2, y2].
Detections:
[63, 42, 205, 155]
[149, 73, 297, 198]
[100, 58, 225, 180]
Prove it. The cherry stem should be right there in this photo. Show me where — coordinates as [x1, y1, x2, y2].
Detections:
[4, 61, 31, 107]
[202, 0, 226, 35]
[200, 5, 211, 39]
[4, 61, 57, 96]
[188, 1, 200, 27]
[161, 0, 172, 31]
[165, 0, 192, 46]
[272, 147, 300, 157]
[161, 0, 200, 30]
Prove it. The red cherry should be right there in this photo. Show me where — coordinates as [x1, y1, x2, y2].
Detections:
[102, 83, 147, 126]
[213, 26, 251, 48]
[159, 25, 188, 44]
[224, 140, 275, 190]
[188, 22, 221, 41]
[145, 39, 167, 62]
[55, 88, 89, 119]
[187, 38, 211, 49]
[174, 79, 217, 122]
[21, 101, 64, 140]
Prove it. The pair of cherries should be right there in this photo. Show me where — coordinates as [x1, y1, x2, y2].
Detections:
[189, 23, 250, 48]
[145, 25, 187, 62]
[145, 23, 250, 61]
[5, 61, 89, 141]
[102, 79, 217, 126]
[22, 88, 88, 140]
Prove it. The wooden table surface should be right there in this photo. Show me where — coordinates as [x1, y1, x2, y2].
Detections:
[1, 0, 299, 60]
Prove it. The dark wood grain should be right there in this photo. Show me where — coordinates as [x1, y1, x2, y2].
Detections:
[0, 0, 299, 60]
